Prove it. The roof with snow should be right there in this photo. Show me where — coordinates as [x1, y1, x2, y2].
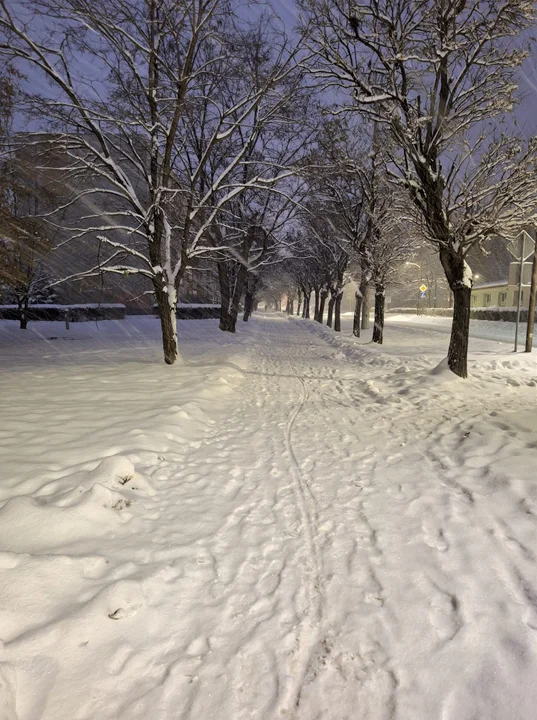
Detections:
[473, 280, 508, 290]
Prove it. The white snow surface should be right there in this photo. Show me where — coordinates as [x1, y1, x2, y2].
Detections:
[2, 314, 537, 718]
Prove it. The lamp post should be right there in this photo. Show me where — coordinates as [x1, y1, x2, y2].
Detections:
[406, 262, 422, 314]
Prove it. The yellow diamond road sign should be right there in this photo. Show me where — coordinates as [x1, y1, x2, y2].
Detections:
[419, 284, 428, 293]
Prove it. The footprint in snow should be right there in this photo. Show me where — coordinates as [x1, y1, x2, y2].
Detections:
[98, 580, 144, 621]
[422, 520, 449, 553]
[416, 575, 461, 643]
[107, 643, 134, 675]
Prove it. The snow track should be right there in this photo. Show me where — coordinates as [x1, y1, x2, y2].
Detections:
[3, 315, 537, 719]
[268, 334, 324, 716]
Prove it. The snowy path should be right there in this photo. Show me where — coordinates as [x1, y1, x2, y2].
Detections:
[2, 315, 537, 719]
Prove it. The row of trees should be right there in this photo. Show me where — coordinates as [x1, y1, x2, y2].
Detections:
[0, 0, 319, 361]
[2, 0, 537, 377]
[297, 0, 537, 377]
[262, 118, 421, 345]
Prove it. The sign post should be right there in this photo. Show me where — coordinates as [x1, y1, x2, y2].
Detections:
[526, 230, 537, 352]
[509, 231, 535, 352]
[417, 284, 427, 315]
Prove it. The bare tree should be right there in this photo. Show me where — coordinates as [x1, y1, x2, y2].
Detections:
[303, 118, 371, 333]
[300, 0, 537, 376]
[284, 239, 315, 318]
[1, 0, 301, 363]
[356, 125, 419, 343]
[365, 215, 418, 345]
[0, 212, 56, 328]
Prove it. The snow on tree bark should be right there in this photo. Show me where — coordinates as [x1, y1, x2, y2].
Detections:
[372, 284, 385, 345]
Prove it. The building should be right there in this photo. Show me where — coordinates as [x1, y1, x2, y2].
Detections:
[471, 260, 534, 309]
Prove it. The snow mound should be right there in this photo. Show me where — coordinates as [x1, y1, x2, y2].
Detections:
[37, 454, 156, 502]
[88, 456, 156, 497]
[430, 357, 452, 377]
[0, 483, 132, 554]
[419, 356, 463, 385]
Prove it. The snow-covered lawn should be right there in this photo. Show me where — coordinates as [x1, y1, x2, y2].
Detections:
[380, 311, 530, 346]
[2, 314, 537, 719]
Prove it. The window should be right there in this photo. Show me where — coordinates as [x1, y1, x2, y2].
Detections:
[471, 295, 477, 306]
[484, 293, 491, 306]
[499, 292, 507, 306]
[514, 290, 524, 306]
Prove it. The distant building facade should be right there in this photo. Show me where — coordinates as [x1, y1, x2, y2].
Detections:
[471, 260, 534, 309]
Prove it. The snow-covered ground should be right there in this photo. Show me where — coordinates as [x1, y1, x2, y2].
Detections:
[382, 312, 530, 346]
[2, 314, 537, 719]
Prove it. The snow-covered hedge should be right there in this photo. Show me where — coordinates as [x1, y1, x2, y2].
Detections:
[152, 304, 220, 319]
[388, 306, 536, 323]
[388, 307, 454, 318]
[177, 304, 220, 320]
[0, 303, 127, 322]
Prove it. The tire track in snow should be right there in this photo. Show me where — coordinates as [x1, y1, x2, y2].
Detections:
[276, 337, 325, 716]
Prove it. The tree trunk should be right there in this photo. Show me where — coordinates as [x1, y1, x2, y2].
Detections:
[243, 274, 260, 322]
[296, 291, 302, 317]
[314, 289, 320, 320]
[220, 311, 235, 332]
[304, 292, 311, 319]
[289, 297, 294, 315]
[243, 292, 254, 322]
[361, 282, 370, 329]
[440, 249, 471, 378]
[19, 301, 28, 330]
[154, 278, 179, 364]
[218, 261, 247, 333]
[218, 261, 233, 332]
[372, 284, 385, 345]
[353, 292, 362, 337]
[334, 291, 342, 332]
[326, 294, 335, 328]
[316, 290, 327, 323]
[447, 286, 471, 378]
